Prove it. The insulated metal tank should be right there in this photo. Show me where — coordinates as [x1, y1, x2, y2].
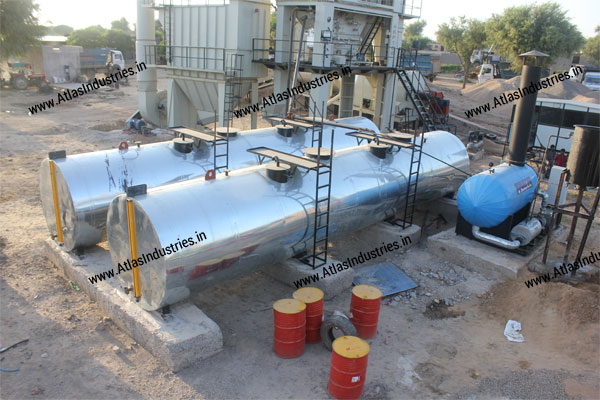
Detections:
[39, 117, 378, 250]
[567, 125, 599, 187]
[106, 131, 469, 310]
[457, 163, 537, 228]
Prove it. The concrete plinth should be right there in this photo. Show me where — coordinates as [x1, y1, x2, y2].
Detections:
[427, 228, 563, 280]
[351, 221, 421, 250]
[42, 239, 222, 371]
[264, 258, 354, 299]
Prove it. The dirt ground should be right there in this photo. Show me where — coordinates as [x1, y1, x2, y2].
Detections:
[0, 73, 599, 399]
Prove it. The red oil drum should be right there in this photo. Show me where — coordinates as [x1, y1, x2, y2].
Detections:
[273, 298, 306, 358]
[350, 284, 382, 339]
[328, 335, 370, 400]
[293, 287, 324, 343]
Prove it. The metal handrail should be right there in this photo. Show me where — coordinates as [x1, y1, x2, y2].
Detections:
[143, 44, 244, 72]
[252, 38, 396, 68]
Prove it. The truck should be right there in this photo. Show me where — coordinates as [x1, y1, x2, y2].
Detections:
[79, 48, 126, 81]
[568, 65, 600, 91]
[470, 49, 495, 67]
[477, 61, 517, 84]
[397, 52, 441, 82]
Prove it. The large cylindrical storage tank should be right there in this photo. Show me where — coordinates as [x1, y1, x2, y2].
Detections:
[106, 131, 469, 310]
[39, 117, 378, 250]
[457, 163, 538, 228]
[567, 125, 599, 187]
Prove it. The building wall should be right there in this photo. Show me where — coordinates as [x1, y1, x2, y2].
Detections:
[41, 45, 82, 82]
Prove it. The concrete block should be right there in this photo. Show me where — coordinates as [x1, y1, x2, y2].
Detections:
[427, 228, 550, 280]
[351, 221, 421, 250]
[264, 258, 354, 299]
[42, 239, 222, 371]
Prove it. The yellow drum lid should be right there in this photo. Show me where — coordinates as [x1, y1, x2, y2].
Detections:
[273, 298, 306, 314]
[352, 284, 382, 300]
[332, 336, 370, 358]
[293, 287, 324, 303]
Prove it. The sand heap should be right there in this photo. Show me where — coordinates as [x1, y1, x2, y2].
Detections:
[462, 74, 599, 104]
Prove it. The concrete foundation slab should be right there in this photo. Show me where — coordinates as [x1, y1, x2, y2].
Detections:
[42, 239, 222, 371]
[263, 258, 354, 299]
[427, 228, 563, 280]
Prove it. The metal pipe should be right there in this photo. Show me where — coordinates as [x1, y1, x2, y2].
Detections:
[472, 226, 521, 250]
[126, 198, 141, 300]
[48, 160, 64, 244]
[40, 117, 378, 251]
[107, 130, 469, 310]
[507, 64, 542, 166]
[288, 15, 308, 115]
[543, 169, 568, 263]
[564, 187, 585, 276]
[285, 8, 299, 113]
[575, 188, 600, 262]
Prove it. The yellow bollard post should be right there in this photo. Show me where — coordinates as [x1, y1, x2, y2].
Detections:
[48, 160, 64, 244]
[126, 198, 141, 300]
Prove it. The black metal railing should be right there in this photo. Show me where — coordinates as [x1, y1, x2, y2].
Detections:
[144, 44, 243, 72]
[252, 38, 395, 68]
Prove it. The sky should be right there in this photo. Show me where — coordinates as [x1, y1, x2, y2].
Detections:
[35, 0, 599, 39]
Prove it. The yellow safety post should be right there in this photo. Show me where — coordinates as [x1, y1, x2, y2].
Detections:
[126, 198, 142, 300]
[48, 160, 64, 244]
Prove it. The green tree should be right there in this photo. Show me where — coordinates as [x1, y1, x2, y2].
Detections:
[111, 17, 132, 33]
[270, 11, 276, 40]
[155, 19, 164, 45]
[405, 20, 426, 37]
[45, 24, 73, 36]
[67, 25, 107, 48]
[436, 17, 486, 88]
[582, 26, 600, 65]
[403, 20, 433, 50]
[103, 29, 134, 53]
[486, 2, 585, 71]
[0, 0, 45, 59]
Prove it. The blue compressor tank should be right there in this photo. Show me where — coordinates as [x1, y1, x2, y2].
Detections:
[457, 163, 537, 228]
